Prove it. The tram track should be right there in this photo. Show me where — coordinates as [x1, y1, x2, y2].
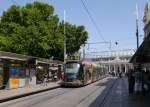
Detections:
[0, 77, 118, 107]
[26, 78, 113, 107]
[75, 77, 118, 107]
[99, 78, 118, 107]
[0, 88, 75, 107]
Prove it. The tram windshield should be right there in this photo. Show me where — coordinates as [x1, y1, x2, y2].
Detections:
[65, 63, 80, 74]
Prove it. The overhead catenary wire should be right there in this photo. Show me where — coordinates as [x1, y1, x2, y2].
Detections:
[80, 0, 106, 42]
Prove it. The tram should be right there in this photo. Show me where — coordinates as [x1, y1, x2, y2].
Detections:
[61, 60, 107, 87]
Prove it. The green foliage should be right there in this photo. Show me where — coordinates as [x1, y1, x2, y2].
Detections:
[0, 1, 88, 61]
[62, 22, 88, 55]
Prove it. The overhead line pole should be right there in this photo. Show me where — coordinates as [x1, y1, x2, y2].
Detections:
[136, 3, 139, 49]
[64, 10, 66, 63]
[83, 44, 85, 60]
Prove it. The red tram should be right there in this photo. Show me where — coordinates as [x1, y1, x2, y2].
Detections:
[61, 60, 107, 87]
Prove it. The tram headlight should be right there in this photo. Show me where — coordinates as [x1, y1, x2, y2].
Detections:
[73, 79, 80, 84]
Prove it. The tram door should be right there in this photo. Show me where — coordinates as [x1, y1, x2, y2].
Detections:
[84, 66, 92, 84]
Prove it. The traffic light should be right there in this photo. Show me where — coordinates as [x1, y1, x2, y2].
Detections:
[115, 42, 118, 45]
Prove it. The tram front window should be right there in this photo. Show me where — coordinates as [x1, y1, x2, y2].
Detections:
[65, 63, 80, 80]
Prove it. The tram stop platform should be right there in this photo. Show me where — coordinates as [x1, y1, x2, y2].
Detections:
[0, 82, 60, 103]
[98, 77, 150, 107]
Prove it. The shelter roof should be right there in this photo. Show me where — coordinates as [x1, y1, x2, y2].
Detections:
[130, 35, 150, 63]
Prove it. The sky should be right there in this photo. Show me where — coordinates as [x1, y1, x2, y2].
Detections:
[0, 0, 149, 53]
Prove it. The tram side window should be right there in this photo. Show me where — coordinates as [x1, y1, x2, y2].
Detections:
[85, 67, 91, 80]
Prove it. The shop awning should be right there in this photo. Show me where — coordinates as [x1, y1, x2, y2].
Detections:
[130, 35, 150, 63]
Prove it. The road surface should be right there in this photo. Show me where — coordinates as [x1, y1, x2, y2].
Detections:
[0, 77, 116, 107]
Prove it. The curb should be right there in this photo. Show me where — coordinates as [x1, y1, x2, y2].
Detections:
[0, 85, 60, 103]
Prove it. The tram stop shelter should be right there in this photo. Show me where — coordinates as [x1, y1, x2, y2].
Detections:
[130, 33, 150, 73]
[0, 51, 37, 89]
[130, 35, 150, 64]
[36, 58, 63, 83]
[0, 51, 63, 89]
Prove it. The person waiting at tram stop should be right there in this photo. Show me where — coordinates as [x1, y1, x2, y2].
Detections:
[133, 64, 145, 95]
[142, 70, 150, 95]
[43, 73, 48, 86]
[127, 68, 135, 94]
[128, 65, 150, 95]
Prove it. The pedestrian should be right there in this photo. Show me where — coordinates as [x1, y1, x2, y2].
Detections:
[117, 67, 120, 77]
[119, 71, 122, 78]
[43, 74, 47, 86]
[54, 74, 58, 81]
[142, 70, 150, 95]
[146, 71, 150, 93]
[60, 72, 64, 81]
[127, 69, 135, 94]
[134, 65, 143, 94]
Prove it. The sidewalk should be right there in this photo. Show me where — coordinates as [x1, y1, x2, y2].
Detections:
[103, 77, 150, 107]
[0, 82, 60, 103]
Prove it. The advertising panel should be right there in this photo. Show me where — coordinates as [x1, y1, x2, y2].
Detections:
[9, 64, 21, 88]
[19, 78, 25, 87]
[29, 76, 36, 85]
[9, 66, 20, 78]
[29, 68, 36, 85]
[9, 78, 19, 88]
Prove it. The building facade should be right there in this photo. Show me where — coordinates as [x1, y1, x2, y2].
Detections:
[86, 50, 134, 75]
[143, 3, 150, 38]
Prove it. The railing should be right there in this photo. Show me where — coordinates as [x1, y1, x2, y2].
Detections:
[85, 49, 135, 58]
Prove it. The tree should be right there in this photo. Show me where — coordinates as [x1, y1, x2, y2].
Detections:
[0, 2, 88, 60]
[59, 22, 88, 56]
[0, 2, 60, 58]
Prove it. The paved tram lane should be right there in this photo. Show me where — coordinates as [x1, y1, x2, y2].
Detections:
[0, 77, 117, 107]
